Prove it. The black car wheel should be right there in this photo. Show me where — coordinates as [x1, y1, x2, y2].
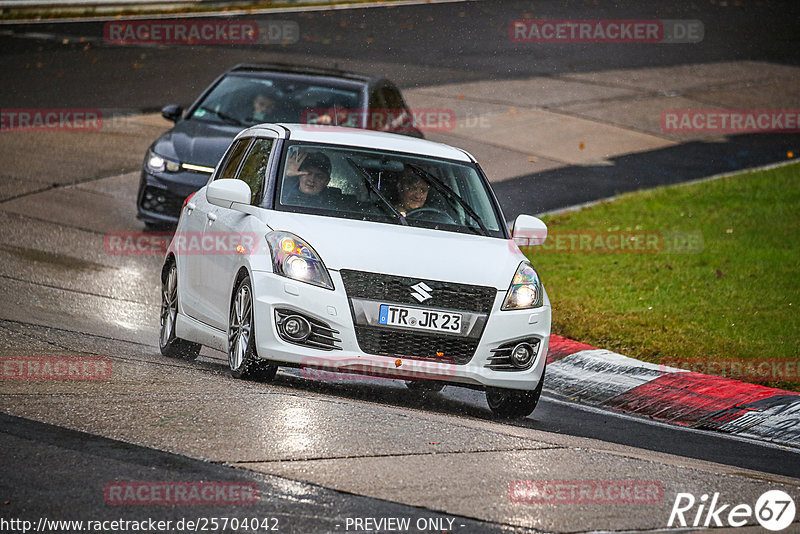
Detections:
[485, 369, 545, 418]
[159, 262, 201, 360]
[228, 275, 278, 381]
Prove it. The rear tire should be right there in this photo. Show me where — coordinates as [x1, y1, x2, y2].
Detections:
[486, 370, 544, 418]
[159, 262, 201, 360]
[228, 275, 277, 381]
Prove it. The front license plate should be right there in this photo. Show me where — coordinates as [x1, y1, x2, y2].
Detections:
[378, 304, 462, 334]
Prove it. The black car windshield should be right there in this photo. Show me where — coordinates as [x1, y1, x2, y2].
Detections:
[187, 74, 361, 127]
[275, 142, 506, 238]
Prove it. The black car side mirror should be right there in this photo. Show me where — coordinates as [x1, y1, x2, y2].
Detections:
[161, 104, 183, 123]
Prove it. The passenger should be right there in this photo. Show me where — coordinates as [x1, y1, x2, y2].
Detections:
[283, 152, 343, 208]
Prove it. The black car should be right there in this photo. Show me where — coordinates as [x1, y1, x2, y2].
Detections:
[137, 63, 422, 227]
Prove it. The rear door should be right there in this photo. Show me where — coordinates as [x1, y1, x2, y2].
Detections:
[183, 136, 252, 325]
[197, 134, 279, 330]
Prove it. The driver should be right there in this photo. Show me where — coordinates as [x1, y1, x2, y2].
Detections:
[394, 171, 430, 216]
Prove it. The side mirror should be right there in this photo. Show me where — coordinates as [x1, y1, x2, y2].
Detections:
[207, 179, 251, 208]
[511, 214, 547, 246]
[161, 104, 183, 123]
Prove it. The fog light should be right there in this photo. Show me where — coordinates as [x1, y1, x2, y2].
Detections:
[282, 315, 310, 341]
[510, 342, 534, 369]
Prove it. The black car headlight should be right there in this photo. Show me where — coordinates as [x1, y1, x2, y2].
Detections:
[266, 231, 334, 290]
[146, 150, 181, 173]
[502, 262, 543, 310]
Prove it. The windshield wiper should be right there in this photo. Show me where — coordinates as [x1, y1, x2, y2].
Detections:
[407, 164, 490, 236]
[197, 106, 245, 127]
[346, 157, 408, 226]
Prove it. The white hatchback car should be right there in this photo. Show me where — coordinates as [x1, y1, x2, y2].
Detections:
[159, 124, 551, 416]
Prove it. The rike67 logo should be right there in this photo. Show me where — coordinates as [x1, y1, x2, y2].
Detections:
[668, 490, 796, 531]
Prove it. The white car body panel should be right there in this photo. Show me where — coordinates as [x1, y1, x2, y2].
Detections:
[259, 210, 523, 289]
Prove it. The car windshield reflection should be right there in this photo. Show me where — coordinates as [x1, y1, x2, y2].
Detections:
[275, 143, 504, 237]
[188, 74, 361, 127]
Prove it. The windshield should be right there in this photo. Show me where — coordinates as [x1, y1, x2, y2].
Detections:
[275, 142, 506, 237]
[187, 74, 361, 127]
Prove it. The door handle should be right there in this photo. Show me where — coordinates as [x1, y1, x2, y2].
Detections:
[207, 213, 217, 222]
[186, 202, 196, 211]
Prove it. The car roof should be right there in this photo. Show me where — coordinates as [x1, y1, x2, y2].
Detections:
[240, 123, 474, 162]
[227, 63, 380, 85]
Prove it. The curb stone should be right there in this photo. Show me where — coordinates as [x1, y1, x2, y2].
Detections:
[543, 334, 800, 449]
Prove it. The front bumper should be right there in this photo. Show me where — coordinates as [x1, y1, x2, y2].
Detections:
[137, 168, 211, 224]
[251, 269, 550, 391]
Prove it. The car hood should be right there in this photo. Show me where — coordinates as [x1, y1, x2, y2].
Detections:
[264, 211, 524, 290]
[152, 119, 244, 168]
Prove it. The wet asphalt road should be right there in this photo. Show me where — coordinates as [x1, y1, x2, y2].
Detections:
[1, 1, 800, 532]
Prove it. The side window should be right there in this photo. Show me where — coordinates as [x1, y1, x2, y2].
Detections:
[236, 138, 274, 204]
[216, 138, 251, 180]
[368, 87, 385, 110]
[381, 86, 405, 110]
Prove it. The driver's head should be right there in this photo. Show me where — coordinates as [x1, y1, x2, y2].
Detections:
[297, 152, 331, 195]
[251, 90, 276, 121]
[396, 171, 429, 212]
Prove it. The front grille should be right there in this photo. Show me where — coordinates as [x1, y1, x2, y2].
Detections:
[485, 338, 541, 371]
[340, 270, 496, 313]
[139, 186, 184, 216]
[353, 326, 478, 364]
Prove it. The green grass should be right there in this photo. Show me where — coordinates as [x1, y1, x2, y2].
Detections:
[526, 161, 800, 390]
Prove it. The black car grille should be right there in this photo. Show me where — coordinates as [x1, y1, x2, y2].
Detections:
[340, 270, 496, 313]
[353, 326, 478, 365]
[341, 270, 496, 364]
[139, 185, 184, 216]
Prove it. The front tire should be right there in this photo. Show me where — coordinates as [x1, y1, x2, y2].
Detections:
[486, 370, 545, 418]
[228, 275, 277, 381]
[159, 262, 201, 360]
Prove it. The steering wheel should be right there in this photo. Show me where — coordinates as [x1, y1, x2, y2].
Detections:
[405, 207, 457, 224]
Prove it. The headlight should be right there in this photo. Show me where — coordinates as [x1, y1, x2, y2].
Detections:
[146, 151, 180, 173]
[502, 262, 543, 310]
[266, 231, 334, 290]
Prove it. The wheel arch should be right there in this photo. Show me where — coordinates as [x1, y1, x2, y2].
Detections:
[161, 253, 177, 283]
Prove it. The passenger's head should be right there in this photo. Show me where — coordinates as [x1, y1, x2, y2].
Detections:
[297, 152, 332, 195]
[396, 171, 430, 212]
